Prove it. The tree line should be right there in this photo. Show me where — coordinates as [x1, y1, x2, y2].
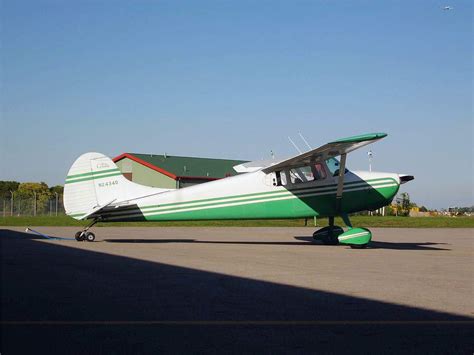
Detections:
[1, 180, 63, 201]
[1, 181, 65, 216]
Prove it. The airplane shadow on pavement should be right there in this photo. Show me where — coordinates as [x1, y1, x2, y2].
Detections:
[103, 236, 451, 251]
[1, 229, 471, 354]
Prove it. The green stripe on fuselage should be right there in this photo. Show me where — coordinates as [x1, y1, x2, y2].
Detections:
[138, 178, 397, 211]
[136, 182, 395, 216]
[102, 183, 399, 222]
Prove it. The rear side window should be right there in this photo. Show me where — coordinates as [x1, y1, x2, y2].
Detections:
[275, 171, 287, 186]
[290, 166, 314, 184]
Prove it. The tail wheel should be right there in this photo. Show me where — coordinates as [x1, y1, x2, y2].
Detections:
[75, 231, 84, 241]
[85, 232, 95, 242]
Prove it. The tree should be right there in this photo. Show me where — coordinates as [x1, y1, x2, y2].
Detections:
[385, 205, 395, 216]
[419, 206, 428, 212]
[0, 181, 20, 198]
[49, 185, 64, 195]
[399, 192, 411, 216]
[17, 182, 52, 214]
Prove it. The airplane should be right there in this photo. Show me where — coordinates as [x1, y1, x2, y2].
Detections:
[63, 133, 414, 248]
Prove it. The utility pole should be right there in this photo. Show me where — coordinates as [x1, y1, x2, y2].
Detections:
[368, 150, 373, 172]
[33, 192, 37, 217]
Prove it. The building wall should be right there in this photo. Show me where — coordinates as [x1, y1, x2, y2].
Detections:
[115, 158, 177, 189]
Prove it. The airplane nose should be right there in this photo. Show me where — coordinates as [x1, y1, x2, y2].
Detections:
[399, 174, 415, 184]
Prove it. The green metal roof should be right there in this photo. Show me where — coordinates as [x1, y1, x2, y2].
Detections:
[126, 153, 248, 179]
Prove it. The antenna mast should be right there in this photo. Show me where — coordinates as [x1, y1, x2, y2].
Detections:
[298, 132, 312, 150]
[288, 136, 303, 154]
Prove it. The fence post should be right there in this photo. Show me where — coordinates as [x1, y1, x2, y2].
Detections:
[55, 192, 58, 216]
[10, 191, 14, 216]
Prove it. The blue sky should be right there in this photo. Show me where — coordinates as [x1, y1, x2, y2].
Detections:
[1, 0, 472, 209]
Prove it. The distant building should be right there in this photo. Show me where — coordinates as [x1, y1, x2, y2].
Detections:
[113, 153, 248, 189]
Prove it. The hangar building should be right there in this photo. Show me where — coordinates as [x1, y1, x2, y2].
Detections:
[113, 153, 248, 189]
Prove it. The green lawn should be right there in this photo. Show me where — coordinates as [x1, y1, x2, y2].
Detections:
[1, 215, 473, 228]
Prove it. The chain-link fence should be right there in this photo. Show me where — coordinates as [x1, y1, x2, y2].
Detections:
[1, 195, 65, 217]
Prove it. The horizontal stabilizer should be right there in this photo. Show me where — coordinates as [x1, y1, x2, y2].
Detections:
[80, 199, 117, 220]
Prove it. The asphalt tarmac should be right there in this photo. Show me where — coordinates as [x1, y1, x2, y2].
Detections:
[1, 227, 473, 354]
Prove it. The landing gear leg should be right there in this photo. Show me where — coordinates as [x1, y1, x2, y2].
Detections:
[340, 213, 352, 229]
[75, 218, 99, 242]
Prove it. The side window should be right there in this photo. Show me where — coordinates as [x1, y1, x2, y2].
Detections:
[325, 158, 340, 176]
[274, 171, 288, 186]
[313, 163, 327, 180]
[326, 158, 348, 177]
[290, 166, 314, 184]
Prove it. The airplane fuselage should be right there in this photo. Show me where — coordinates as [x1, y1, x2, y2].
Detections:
[97, 170, 400, 222]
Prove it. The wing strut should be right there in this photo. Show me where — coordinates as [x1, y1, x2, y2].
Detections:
[335, 153, 347, 213]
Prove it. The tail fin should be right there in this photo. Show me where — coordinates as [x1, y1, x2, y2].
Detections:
[64, 152, 170, 220]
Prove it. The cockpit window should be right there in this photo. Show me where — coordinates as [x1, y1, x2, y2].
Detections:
[326, 158, 340, 175]
[313, 163, 327, 180]
[326, 158, 348, 176]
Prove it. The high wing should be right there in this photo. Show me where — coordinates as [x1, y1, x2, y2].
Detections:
[261, 133, 387, 173]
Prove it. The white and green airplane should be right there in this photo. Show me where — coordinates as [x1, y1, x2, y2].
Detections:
[64, 133, 414, 248]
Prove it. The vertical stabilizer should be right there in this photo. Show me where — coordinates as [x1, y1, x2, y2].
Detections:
[64, 152, 171, 220]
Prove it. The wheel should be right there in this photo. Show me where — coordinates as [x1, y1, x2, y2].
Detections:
[85, 232, 95, 242]
[350, 243, 368, 249]
[322, 236, 339, 245]
[75, 231, 84, 241]
[313, 226, 344, 244]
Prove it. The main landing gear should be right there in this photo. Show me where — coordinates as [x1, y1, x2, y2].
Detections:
[313, 215, 372, 249]
[75, 218, 99, 242]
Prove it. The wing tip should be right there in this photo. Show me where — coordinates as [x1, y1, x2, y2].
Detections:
[330, 132, 388, 144]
